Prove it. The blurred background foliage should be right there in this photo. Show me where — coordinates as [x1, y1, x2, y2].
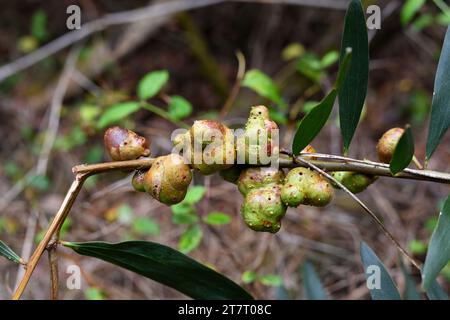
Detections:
[0, 0, 449, 299]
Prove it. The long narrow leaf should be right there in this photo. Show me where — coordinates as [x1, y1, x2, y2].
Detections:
[399, 257, 421, 300]
[390, 125, 415, 175]
[426, 279, 449, 300]
[338, 0, 369, 154]
[292, 49, 352, 154]
[426, 26, 450, 160]
[0, 240, 21, 264]
[422, 194, 450, 290]
[292, 89, 337, 154]
[360, 242, 401, 300]
[63, 240, 253, 300]
[301, 261, 328, 300]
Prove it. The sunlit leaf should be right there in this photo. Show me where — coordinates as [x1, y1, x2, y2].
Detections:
[401, 0, 426, 25]
[137, 70, 169, 100]
[179, 225, 203, 254]
[422, 194, 450, 290]
[168, 95, 193, 120]
[426, 26, 450, 160]
[259, 274, 283, 287]
[31, 9, 48, 41]
[203, 212, 231, 226]
[98, 101, 140, 128]
[132, 217, 160, 236]
[320, 50, 340, 69]
[63, 240, 252, 299]
[241, 270, 257, 284]
[242, 69, 283, 106]
[338, 0, 369, 154]
[184, 186, 206, 204]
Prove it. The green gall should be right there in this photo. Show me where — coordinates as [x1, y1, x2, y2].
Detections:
[131, 170, 147, 192]
[241, 185, 287, 233]
[243, 105, 279, 165]
[281, 167, 333, 207]
[144, 154, 192, 205]
[237, 167, 285, 196]
[219, 166, 244, 184]
[331, 171, 377, 194]
[179, 120, 235, 175]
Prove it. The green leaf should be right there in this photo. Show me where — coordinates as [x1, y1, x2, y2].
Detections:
[0, 240, 21, 264]
[422, 194, 450, 290]
[360, 242, 401, 300]
[171, 203, 199, 225]
[242, 69, 283, 106]
[63, 240, 252, 300]
[436, 12, 450, 26]
[203, 212, 231, 226]
[292, 89, 337, 155]
[292, 48, 351, 155]
[132, 217, 160, 236]
[301, 261, 328, 300]
[389, 125, 415, 175]
[85, 287, 105, 300]
[241, 271, 257, 284]
[320, 50, 340, 69]
[401, 0, 426, 25]
[297, 53, 323, 82]
[28, 174, 50, 191]
[31, 9, 48, 42]
[399, 258, 421, 300]
[184, 186, 206, 205]
[179, 225, 203, 254]
[426, 26, 450, 160]
[408, 239, 427, 255]
[338, 0, 369, 154]
[259, 274, 283, 287]
[334, 48, 353, 90]
[412, 14, 434, 31]
[98, 101, 140, 128]
[168, 95, 193, 120]
[426, 279, 449, 300]
[137, 70, 169, 100]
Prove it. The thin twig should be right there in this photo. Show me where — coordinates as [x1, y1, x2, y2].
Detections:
[0, 46, 80, 213]
[141, 102, 190, 129]
[73, 156, 450, 184]
[36, 46, 81, 174]
[13, 211, 38, 291]
[293, 156, 422, 271]
[220, 51, 246, 119]
[12, 174, 89, 300]
[234, 0, 348, 10]
[47, 243, 59, 300]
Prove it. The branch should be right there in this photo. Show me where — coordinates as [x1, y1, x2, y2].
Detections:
[72, 155, 450, 184]
[293, 156, 422, 271]
[12, 174, 89, 300]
